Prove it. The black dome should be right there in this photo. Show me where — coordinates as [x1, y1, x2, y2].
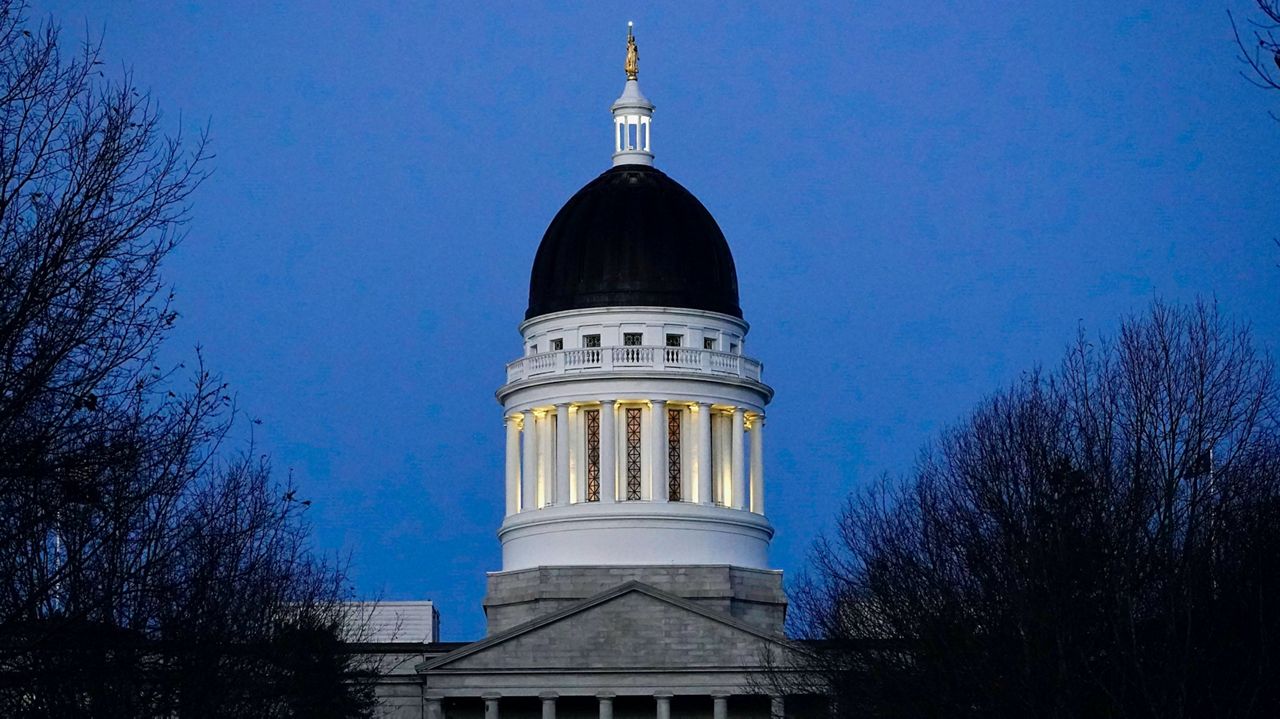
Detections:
[526, 164, 742, 320]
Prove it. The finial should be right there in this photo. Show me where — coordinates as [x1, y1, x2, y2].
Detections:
[625, 22, 639, 81]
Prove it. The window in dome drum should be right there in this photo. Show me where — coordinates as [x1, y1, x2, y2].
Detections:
[583, 334, 601, 348]
[550, 338, 563, 351]
[584, 409, 600, 502]
[625, 408, 642, 500]
[623, 332, 643, 346]
[667, 408, 682, 501]
[703, 337, 716, 350]
[665, 334, 682, 347]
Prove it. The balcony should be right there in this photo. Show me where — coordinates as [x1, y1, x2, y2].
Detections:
[505, 346, 764, 385]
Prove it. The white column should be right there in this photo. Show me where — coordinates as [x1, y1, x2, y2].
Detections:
[555, 404, 570, 505]
[696, 402, 712, 505]
[568, 406, 580, 503]
[712, 693, 729, 719]
[715, 412, 729, 503]
[425, 696, 443, 719]
[598, 692, 615, 719]
[770, 696, 785, 719]
[651, 400, 668, 503]
[504, 416, 520, 516]
[749, 415, 765, 514]
[520, 411, 536, 511]
[599, 400, 617, 502]
[538, 412, 552, 507]
[655, 692, 672, 719]
[540, 692, 557, 719]
[484, 694, 500, 719]
[731, 408, 746, 509]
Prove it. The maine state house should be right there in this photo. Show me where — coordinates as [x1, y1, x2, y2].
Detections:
[360, 28, 816, 719]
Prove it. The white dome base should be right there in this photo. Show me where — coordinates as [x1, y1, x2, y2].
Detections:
[498, 502, 774, 571]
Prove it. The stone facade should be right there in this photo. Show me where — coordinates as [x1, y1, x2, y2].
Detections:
[482, 565, 786, 635]
[405, 581, 803, 719]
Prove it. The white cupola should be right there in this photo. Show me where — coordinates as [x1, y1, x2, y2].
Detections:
[611, 22, 654, 167]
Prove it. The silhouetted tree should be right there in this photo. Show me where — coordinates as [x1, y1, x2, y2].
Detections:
[785, 300, 1280, 719]
[0, 2, 374, 716]
[1231, 2, 1280, 118]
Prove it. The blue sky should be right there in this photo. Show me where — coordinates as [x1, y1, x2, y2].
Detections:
[35, 1, 1280, 639]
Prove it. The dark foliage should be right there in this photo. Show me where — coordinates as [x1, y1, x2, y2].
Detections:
[0, 3, 374, 716]
[786, 300, 1280, 719]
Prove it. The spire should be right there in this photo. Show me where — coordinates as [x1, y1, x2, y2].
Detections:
[611, 21, 654, 167]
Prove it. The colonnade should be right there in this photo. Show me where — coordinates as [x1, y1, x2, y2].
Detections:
[503, 402, 765, 516]
[425, 691, 786, 719]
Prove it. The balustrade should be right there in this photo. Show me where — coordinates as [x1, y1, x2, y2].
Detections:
[505, 346, 764, 384]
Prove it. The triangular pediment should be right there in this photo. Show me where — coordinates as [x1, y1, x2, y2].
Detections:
[421, 581, 787, 673]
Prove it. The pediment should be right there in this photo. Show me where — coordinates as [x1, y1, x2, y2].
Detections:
[421, 581, 786, 673]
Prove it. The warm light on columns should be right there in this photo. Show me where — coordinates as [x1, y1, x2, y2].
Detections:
[520, 411, 536, 511]
[599, 400, 617, 502]
[554, 404, 570, 506]
[731, 408, 746, 510]
[505, 415, 520, 516]
[651, 399, 668, 503]
[696, 403, 712, 505]
[536, 409, 552, 508]
[749, 414, 766, 515]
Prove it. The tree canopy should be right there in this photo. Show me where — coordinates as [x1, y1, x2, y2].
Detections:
[0, 3, 373, 716]
[789, 300, 1280, 719]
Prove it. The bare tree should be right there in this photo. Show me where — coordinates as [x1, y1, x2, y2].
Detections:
[1230, 2, 1280, 118]
[0, 3, 374, 716]
[786, 300, 1280, 719]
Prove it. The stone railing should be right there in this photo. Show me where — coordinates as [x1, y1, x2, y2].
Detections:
[505, 346, 764, 384]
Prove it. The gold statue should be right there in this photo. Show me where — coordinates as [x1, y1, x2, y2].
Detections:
[625, 24, 639, 80]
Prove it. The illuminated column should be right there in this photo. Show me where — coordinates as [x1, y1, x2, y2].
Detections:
[568, 406, 581, 503]
[731, 408, 746, 509]
[540, 692, 557, 719]
[770, 696, 784, 719]
[520, 411, 536, 511]
[651, 399, 668, 503]
[555, 404, 570, 505]
[598, 693, 615, 719]
[484, 694, 501, 719]
[538, 412, 553, 507]
[749, 415, 765, 514]
[696, 402, 712, 504]
[505, 416, 520, 516]
[599, 400, 617, 502]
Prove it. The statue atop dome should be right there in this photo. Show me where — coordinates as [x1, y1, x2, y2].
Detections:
[625, 23, 638, 80]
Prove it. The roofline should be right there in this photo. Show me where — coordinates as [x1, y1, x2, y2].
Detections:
[416, 580, 790, 673]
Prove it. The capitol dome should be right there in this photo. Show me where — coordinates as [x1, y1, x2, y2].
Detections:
[525, 163, 742, 320]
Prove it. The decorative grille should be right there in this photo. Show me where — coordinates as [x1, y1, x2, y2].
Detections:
[585, 409, 600, 502]
[667, 408, 682, 501]
[625, 408, 642, 500]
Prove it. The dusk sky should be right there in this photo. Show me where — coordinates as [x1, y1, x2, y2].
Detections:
[36, 1, 1280, 640]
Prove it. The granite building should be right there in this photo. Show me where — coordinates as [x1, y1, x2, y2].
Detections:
[368, 27, 805, 719]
